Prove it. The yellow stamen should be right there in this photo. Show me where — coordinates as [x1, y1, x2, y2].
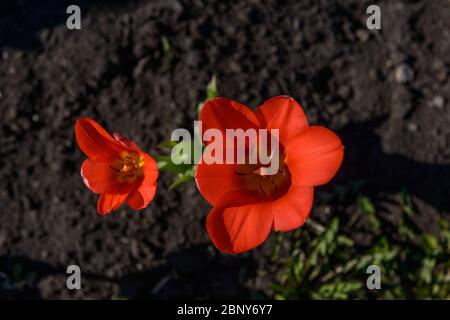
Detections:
[110, 151, 145, 183]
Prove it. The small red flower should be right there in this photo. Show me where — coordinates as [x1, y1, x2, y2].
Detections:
[75, 118, 158, 215]
[195, 96, 344, 254]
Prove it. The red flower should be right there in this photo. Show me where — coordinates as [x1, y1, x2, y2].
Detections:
[75, 118, 158, 215]
[195, 96, 344, 254]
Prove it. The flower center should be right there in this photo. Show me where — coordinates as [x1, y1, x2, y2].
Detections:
[235, 152, 292, 201]
[110, 151, 145, 183]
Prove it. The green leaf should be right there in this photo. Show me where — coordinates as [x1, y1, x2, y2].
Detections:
[419, 257, 436, 284]
[401, 188, 414, 216]
[421, 234, 440, 255]
[357, 195, 380, 231]
[271, 232, 284, 262]
[337, 235, 354, 247]
[169, 168, 195, 189]
[197, 76, 218, 115]
[161, 36, 171, 55]
[156, 140, 178, 150]
[438, 218, 449, 231]
[317, 281, 362, 299]
[358, 195, 375, 215]
[292, 251, 305, 280]
[196, 102, 205, 116]
[155, 155, 192, 175]
[160, 36, 173, 69]
[206, 75, 218, 99]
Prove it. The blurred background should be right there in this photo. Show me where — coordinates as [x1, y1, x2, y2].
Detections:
[0, 0, 449, 299]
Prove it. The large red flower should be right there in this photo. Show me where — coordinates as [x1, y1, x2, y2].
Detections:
[195, 96, 344, 254]
[75, 118, 158, 215]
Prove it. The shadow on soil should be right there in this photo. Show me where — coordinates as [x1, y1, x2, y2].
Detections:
[337, 116, 450, 213]
[0, 246, 262, 299]
[0, 0, 140, 51]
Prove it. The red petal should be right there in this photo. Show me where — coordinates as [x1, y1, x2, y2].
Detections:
[195, 162, 264, 207]
[200, 98, 260, 145]
[81, 160, 134, 194]
[126, 152, 158, 210]
[97, 192, 129, 215]
[205, 207, 234, 254]
[141, 153, 159, 185]
[272, 186, 314, 231]
[113, 133, 141, 152]
[286, 126, 344, 186]
[75, 118, 125, 163]
[126, 184, 157, 210]
[207, 202, 274, 254]
[255, 96, 309, 145]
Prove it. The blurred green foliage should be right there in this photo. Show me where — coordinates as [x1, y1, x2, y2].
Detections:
[197, 75, 217, 115]
[160, 36, 173, 71]
[274, 187, 450, 299]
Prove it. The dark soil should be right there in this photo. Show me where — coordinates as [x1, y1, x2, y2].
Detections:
[0, 0, 449, 299]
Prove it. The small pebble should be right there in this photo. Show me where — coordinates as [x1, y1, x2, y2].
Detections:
[356, 29, 370, 42]
[292, 18, 301, 30]
[64, 139, 72, 147]
[31, 180, 40, 189]
[385, 59, 394, 68]
[133, 57, 150, 78]
[436, 69, 447, 82]
[432, 61, 448, 82]
[326, 103, 343, 114]
[395, 64, 414, 84]
[431, 95, 445, 109]
[407, 122, 418, 132]
[337, 85, 352, 99]
[369, 68, 378, 80]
